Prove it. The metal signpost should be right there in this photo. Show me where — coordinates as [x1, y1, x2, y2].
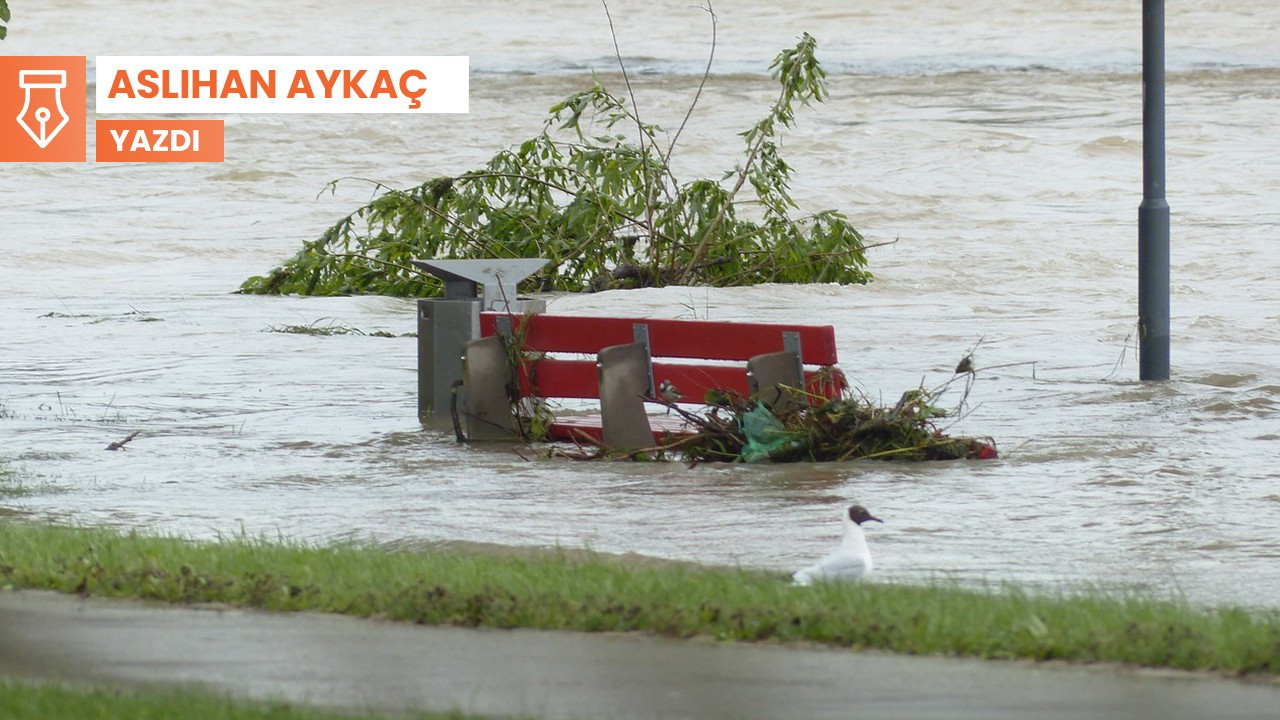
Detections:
[1139, 0, 1171, 380]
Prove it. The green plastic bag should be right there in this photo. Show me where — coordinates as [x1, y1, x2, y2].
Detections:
[739, 403, 801, 463]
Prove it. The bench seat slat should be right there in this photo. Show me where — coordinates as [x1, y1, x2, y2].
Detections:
[549, 414, 696, 444]
[518, 359, 845, 402]
[483, 313, 839, 365]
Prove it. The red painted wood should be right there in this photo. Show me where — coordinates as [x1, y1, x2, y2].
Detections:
[515, 358, 845, 402]
[481, 313, 839, 364]
[549, 414, 695, 443]
[516, 358, 597, 398]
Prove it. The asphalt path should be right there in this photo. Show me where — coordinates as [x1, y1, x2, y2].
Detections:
[2, 591, 1279, 719]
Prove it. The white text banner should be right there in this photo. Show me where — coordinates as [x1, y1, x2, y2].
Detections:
[96, 56, 468, 114]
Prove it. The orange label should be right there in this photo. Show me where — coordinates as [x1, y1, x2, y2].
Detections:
[0, 56, 87, 163]
[95, 119, 224, 162]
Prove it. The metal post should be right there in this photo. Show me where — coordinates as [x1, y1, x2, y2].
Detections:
[417, 298, 480, 423]
[413, 258, 549, 424]
[1139, 0, 1170, 380]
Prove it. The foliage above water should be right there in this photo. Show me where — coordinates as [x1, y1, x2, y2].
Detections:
[240, 32, 871, 297]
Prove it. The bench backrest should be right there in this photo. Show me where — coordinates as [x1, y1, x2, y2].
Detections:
[479, 312, 845, 402]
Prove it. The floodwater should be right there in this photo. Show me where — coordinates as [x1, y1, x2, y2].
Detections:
[2, 1, 1279, 608]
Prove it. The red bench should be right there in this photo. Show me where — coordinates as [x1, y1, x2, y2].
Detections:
[458, 312, 847, 449]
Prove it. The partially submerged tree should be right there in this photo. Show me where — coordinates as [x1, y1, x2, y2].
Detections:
[241, 26, 871, 297]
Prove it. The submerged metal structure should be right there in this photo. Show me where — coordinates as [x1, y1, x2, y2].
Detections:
[413, 258, 547, 423]
[1139, 0, 1170, 380]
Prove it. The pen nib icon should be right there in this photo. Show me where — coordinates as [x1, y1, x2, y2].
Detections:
[17, 70, 70, 149]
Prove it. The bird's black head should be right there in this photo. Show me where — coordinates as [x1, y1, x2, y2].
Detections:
[848, 504, 883, 525]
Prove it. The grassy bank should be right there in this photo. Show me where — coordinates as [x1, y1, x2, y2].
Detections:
[2, 521, 1279, 676]
[0, 679, 488, 720]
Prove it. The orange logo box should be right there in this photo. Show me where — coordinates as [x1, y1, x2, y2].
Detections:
[0, 56, 87, 163]
[96, 120, 224, 162]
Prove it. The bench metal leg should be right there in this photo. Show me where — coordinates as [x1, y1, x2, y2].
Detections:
[597, 342, 655, 451]
[461, 335, 517, 440]
[747, 351, 805, 414]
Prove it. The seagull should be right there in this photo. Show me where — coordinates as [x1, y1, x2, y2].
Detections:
[792, 504, 882, 586]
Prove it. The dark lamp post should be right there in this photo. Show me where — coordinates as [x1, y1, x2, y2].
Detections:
[1139, 0, 1170, 380]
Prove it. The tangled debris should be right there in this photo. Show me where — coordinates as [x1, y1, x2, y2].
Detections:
[105, 431, 140, 452]
[548, 379, 997, 464]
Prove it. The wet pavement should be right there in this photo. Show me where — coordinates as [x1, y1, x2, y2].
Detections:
[3, 591, 1280, 719]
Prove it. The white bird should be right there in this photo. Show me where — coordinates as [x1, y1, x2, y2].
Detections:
[792, 504, 882, 586]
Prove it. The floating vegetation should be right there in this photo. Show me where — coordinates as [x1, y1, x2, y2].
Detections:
[3, 393, 130, 425]
[240, 32, 871, 297]
[39, 308, 163, 323]
[553, 381, 996, 464]
[0, 461, 37, 499]
[105, 431, 140, 451]
[694, 387, 993, 463]
[264, 319, 413, 337]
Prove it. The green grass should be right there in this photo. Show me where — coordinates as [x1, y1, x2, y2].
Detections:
[0, 679, 489, 720]
[2, 521, 1280, 676]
